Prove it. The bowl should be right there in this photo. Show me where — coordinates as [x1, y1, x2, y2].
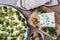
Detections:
[28, 31, 44, 40]
[0, 4, 30, 40]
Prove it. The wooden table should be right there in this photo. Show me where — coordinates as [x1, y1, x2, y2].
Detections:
[19, 0, 60, 40]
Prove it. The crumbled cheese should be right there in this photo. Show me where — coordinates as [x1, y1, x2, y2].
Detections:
[12, 30, 20, 35]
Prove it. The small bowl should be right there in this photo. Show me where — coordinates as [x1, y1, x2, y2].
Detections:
[28, 31, 44, 40]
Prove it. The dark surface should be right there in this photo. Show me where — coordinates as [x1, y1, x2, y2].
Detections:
[19, 0, 60, 40]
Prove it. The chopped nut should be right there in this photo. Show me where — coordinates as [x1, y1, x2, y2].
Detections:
[30, 17, 39, 27]
[33, 32, 39, 38]
[29, 36, 33, 40]
[34, 37, 41, 40]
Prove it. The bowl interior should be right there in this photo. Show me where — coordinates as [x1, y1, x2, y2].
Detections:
[28, 31, 44, 40]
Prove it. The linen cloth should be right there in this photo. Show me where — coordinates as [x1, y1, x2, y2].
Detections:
[0, 0, 58, 10]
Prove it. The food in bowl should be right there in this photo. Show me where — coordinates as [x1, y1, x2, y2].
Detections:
[29, 31, 44, 40]
[0, 5, 28, 40]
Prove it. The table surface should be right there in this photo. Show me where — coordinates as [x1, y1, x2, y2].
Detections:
[0, 0, 60, 40]
[20, 0, 60, 40]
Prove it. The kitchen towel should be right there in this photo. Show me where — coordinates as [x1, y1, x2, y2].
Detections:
[16, 0, 58, 10]
[0, 0, 17, 6]
[0, 0, 58, 10]
[17, 0, 50, 10]
[45, 0, 58, 6]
